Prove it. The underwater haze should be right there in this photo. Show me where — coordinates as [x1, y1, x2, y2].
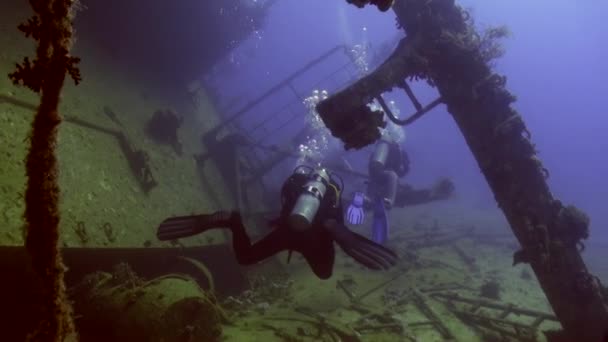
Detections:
[218, 0, 608, 241]
[1, 0, 607, 341]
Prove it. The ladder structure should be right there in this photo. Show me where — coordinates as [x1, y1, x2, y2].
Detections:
[316, 0, 608, 340]
[200, 45, 369, 212]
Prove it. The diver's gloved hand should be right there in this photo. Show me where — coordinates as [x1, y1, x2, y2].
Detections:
[346, 192, 366, 225]
[431, 178, 455, 200]
[323, 219, 398, 271]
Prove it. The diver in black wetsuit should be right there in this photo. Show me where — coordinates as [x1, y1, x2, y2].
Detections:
[354, 138, 454, 244]
[366, 138, 454, 209]
[156, 166, 398, 279]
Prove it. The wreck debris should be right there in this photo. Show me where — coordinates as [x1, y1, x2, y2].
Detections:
[410, 289, 457, 341]
[336, 277, 358, 301]
[335, 267, 412, 305]
[74, 221, 88, 244]
[377, 89, 443, 126]
[260, 322, 305, 342]
[355, 267, 410, 303]
[67, 117, 158, 193]
[71, 263, 225, 341]
[222, 273, 293, 314]
[350, 303, 409, 339]
[419, 282, 476, 294]
[451, 244, 479, 273]
[115, 132, 158, 193]
[391, 225, 476, 249]
[431, 291, 559, 341]
[431, 292, 559, 325]
[261, 308, 362, 342]
[348, 305, 408, 337]
[145, 109, 184, 155]
[479, 280, 501, 300]
[103, 105, 123, 126]
[176, 256, 216, 293]
[101, 222, 116, 243]
[294, 307, 362, 342]
[321, 0, 608, 339]
[452, 309, 538, 342]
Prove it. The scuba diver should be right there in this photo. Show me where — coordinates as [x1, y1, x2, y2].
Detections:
[347, 137, 454, 244]
[156, 166, 398, 280]
[365, 137, 407, 244]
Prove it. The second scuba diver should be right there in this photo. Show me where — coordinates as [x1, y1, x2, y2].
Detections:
[351, 137, 454, 244]
[156, 166, 398, 279]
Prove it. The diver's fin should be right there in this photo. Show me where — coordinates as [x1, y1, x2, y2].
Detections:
[156, 211, 232, 241]
[371, 198, 389, 244]
[323, 219, 398, 271]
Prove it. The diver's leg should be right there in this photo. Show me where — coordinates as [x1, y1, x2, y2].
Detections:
[381, 170, 398, 208]
[295, 232, 335, 279]
[231, 215, 336, 279]
[157, 211, 291, 266]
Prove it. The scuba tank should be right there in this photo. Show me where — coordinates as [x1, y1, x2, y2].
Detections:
[382, 170, 398, 209]
[369, 138, 399, 208]
[369, 138, 391, 177]
[288, 167, 332, 231]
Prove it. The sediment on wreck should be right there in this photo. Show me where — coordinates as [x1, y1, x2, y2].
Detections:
[319, 0, 608, 340]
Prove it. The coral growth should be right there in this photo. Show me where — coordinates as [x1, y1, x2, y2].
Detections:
[9, 5, 81, 92]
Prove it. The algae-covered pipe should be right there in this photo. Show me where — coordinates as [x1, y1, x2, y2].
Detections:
[8, 0, 82, 340]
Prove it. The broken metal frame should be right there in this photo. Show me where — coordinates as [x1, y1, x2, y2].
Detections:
[335, 270, 458, 341]
[316, 0, 608, 339]
[431, 291, 560, 340]
[430, 292, 559, 327]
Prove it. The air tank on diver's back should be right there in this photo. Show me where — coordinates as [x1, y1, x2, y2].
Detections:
[288, 168, 331, 231]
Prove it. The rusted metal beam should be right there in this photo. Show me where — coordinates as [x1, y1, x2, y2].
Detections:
[320, 0, 608, 339]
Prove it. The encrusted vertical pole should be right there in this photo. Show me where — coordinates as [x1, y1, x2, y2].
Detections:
[324, 0, 608, 339]
[389, 0, 608, 339]
[9, 0, 82, 340]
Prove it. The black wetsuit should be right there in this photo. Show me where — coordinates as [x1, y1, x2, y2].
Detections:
[157, 171, 398, 280]
[230, 172, 340, 279]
